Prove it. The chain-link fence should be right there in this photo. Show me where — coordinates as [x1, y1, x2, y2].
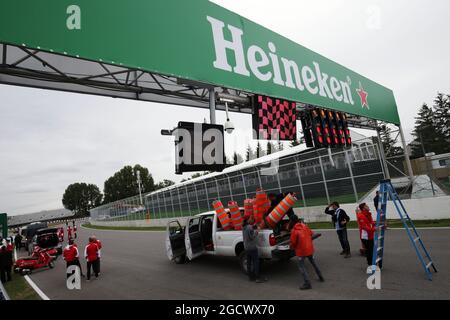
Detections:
[90, 139, 386, 222]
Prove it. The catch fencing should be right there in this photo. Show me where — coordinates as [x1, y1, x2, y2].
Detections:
[90, 139, 386, 222]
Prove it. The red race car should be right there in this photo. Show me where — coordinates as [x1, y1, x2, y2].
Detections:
[14, 246, 56, 275]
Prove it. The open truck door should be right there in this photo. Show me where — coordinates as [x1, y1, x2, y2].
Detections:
[185, 216, 205, 260]
[166, 220, 186, 264]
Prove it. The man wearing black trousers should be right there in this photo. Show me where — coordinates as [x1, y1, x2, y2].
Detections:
[373, 191, 380, 212]
[357, 203, 379, 268]
[242, 219, 267, 283]
[325, 202, 351, 258]
[84, 237, 100, 281]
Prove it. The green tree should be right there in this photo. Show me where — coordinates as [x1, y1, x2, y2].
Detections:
[411, 103, 447, 158]
[62, 183, 102, 216]
[155, 179, 175, 190]
[433, 93, 450, 145]
[266, 141, 277, 155]
[255, 142, 266, 158]
[232, 152, 244, 165]
[290, 139, 300, 147]
[379, 125, 403, 157]
[190, 173, 204, 179]
[245, 145, 255, 161]
[103, 164, 155, 204]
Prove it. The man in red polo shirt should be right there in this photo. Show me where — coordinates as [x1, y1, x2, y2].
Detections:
[84, 237, 100, 281]
[63, 239, 84, 278]
[64, 239, 79, 278]
[92, 235, 102, 275]
[67, 225, 73, 241]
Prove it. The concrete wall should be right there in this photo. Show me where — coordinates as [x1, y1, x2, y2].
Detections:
[90, 196, 450, 228]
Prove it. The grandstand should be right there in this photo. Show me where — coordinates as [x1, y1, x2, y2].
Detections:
[7, 208, 74, 227]
[90, 131, 384, 222]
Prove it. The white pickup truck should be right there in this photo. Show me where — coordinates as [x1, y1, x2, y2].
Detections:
[165, 209, 294, 273]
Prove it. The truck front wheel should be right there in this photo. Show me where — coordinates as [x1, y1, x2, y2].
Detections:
[174, 254, 186, 264]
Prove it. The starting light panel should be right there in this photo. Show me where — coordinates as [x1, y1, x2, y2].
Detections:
[302, 108, 352, 149]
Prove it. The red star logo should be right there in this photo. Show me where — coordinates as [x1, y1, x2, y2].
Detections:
[356, 82, 369, 109]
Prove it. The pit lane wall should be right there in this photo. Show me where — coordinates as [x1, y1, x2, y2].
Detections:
[89, 196, 450, 228]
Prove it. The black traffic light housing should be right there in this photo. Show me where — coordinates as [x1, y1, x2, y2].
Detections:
[310, 109, 326, 148]
[300, 111, 314, 148]
[305, 108, 352, 149]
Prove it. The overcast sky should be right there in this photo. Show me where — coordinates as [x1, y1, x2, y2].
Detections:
[1, 0, 449, 216]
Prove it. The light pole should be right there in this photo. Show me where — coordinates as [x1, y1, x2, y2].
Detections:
[136, 170, 143, 206]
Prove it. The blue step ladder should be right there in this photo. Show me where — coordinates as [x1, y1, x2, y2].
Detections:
[372, 179, 438, 281]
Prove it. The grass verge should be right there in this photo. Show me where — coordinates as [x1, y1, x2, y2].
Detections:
[3, 271, 41, 300]
[308, 219, 450, 230]
[82, 223, 166, 231]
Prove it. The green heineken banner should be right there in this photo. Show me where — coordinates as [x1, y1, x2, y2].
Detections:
[0, 0, 400, 124]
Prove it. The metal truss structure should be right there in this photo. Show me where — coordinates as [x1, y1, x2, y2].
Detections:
[0, 43, 253, 114]
[0, 42, 414, 181]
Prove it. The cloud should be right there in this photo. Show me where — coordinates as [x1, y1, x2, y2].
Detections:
[14, 187, 48, 194]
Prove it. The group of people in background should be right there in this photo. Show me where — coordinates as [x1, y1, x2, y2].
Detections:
[63, 235, 102, 281]
[325, 199, 381, 269]
[1, 220, 102, 286]
[58, 221, 78, 242]
[243, 191, 381, 291]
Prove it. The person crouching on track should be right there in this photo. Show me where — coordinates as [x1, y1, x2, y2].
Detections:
[356, 203, 376, 268]
[242, 219, 266, 283]
[84, 237, 100, 281]
[290, 215, 324, 290]
[63, 239, 84, 278]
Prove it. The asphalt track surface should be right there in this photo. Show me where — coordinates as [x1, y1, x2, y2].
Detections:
[21, 223, 450, 300]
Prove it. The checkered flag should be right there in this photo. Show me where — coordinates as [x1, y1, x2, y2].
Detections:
[253, 95, 297, 141]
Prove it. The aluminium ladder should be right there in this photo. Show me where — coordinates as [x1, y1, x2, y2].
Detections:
[371, 179, 437, 281]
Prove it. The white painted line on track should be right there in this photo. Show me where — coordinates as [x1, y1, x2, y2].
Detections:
[14, 248, 50, 300]
[24, 276, 50, 300]
[0, 280, 10, 300]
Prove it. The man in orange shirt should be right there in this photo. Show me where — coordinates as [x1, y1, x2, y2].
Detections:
[290, 215, 324, 290]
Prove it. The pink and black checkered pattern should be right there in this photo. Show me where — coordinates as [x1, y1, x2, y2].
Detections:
[252, 95, 297, 141]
